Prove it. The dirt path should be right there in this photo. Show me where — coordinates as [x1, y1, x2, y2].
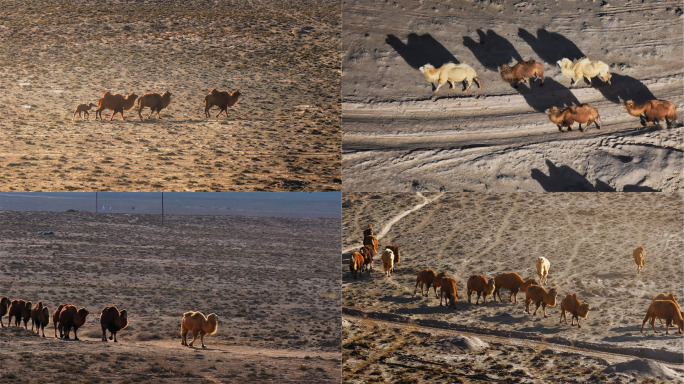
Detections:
[342, 0, 684, 192]
[343, 312, 684, 369]
[342, 192, 443, 254]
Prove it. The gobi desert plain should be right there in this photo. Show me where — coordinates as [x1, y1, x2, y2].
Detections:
[342, 0, 683, 192]
[343, 192, 683, 383]
[0, 209, 341, 383]
[0, 0, 340, 191]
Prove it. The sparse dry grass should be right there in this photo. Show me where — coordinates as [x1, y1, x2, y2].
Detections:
[0, 209, 341, 382]
[0, 0, 340, 191]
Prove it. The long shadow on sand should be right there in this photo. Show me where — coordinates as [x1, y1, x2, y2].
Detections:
[480, 312, 526, 324]
[531, 159, 616, 192]
[463, 29, 522, 71]
[603, 327, 682, 342]
[512, 77, 580, 113]
[386, 33, 459, 69]
[596, 74, 656, 104]
[517, 28, 585, 64]
[518, 324, 564, 335]
[623, 184, 659, 192]
[395, 302, 467, 315]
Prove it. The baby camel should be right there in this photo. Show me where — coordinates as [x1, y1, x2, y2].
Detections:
[73, 103, 97, 120]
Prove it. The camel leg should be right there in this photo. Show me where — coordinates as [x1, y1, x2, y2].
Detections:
[188, 330, 199, 346]
[181, 328, 188, 345]
[201, 333, 206, 348]
[651, 317, 659, 333]
[434, 82, 445, 93]
[475, 292, 481, 305]
[533, 302, 541, 315]
[474, 77, 482, 89]
[464, 79, 472, 92]
[542, 303, 548, 318]
[113, 332, 118, 342]
[102, 327, 107, 341]
[216, 109, 224, 118]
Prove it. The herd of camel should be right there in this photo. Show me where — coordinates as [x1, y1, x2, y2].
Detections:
[0, 298, 219, 348]
[418, 56, 678, 132]
[72, 88, 241, 121]
[349, 225, 684, 335]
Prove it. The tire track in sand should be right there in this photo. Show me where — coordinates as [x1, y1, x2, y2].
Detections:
[342, 192, 444, 254]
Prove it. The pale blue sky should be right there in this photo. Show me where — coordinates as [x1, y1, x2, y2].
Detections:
[0, 192, 341, 219]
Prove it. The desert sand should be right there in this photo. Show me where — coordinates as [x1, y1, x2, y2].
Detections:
[342, 192, 683, 382]
[342, 0, 683, 192]
[0, 0, 340, 191]
[0, 210, 341, 383]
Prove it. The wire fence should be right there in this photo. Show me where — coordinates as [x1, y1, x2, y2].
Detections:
[0, 192, 341, 219]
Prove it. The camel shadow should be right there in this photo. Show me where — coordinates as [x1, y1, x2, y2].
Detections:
[531, 159, 616, 192]
[480, 312, 526, 324]
[623, 184, 659, 192]
[512, 77, 580, 113]
[395, 302, 466, 315]
[385, 33, 459, 69]
[518, 28, 585, 64]
[463, 29, 522, 71]
[603, 327, 681, 342]
[595, 74, 656, 104]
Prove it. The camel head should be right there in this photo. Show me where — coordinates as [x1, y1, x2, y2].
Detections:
[546, 106, 560, 115]
[485, 279, 496, 295]
[622, 100, 635, 110]
[578, 302, 590, 318]
[556, 58, 571, 68]
[548, 289, 558, 306]
[418, 64, 434, 74]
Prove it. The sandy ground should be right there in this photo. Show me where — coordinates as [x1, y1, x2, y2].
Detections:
[0, 210, 341, 383]
[0, 0, 340, 192]
[342, 0, 683, 192]
[342, 192, 684, 382]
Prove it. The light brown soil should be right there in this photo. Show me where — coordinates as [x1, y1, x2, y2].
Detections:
[0, 210, 341, 383]
[342, 0, 683, 192]
[0, 0, 340, 191]
[342, 192, 684, 382]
